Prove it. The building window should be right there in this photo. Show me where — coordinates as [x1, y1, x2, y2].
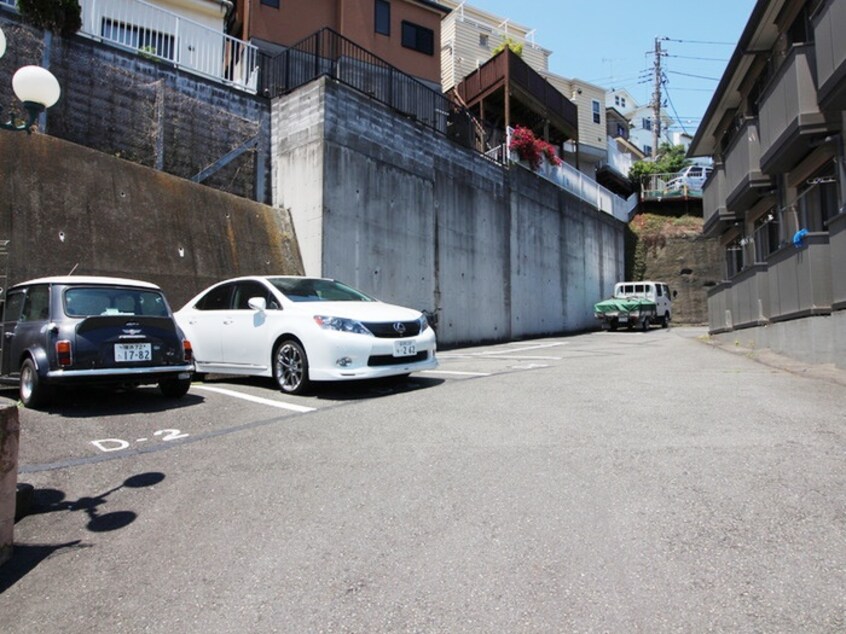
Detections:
[643, 144, 652, 156]
[642, 117, 652, 131]
[375, 0, 390, 36]
[261, 0, 280, 7]
[753, 210, 779, 262]
[101, 18, 175, 59]
[725, 237, 745, 278]
[798, 165, 838, 233]
[592, 100, 601, 124]
[479, 33, 489, 48]
[401, 21, 434, 56]
[615, 123, 627, 138]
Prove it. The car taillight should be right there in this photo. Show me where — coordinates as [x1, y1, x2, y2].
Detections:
[56, 340, 72, 367]
[183, 339, 193, 362]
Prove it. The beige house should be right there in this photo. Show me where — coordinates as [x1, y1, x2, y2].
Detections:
[439, 0, 550, 91]
[543, 75, 608, 173]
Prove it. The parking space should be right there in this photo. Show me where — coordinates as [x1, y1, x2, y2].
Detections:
[14, 329, 682, 473]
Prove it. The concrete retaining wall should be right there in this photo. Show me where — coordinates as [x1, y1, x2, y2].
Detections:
[0, 402, 19, 566]
[0, 133, 303, 309]
[273, 78, 625, 346]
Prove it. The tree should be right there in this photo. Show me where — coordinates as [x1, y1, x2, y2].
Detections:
[628, 143, 689, 182]
[492, 37, 523, 57]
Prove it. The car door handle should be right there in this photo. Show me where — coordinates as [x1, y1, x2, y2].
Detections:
[223, 319, 234, 325]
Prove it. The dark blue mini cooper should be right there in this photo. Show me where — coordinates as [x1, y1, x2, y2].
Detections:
[1, 276, 194, 408]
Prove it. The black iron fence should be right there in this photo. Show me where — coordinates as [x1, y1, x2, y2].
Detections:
[259, 28, 484, 154]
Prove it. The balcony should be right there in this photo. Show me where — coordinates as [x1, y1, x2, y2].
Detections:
[702, 164, 737, 237]
[707, 282, 733, 334]
[766, 234, 832, 322]
[812, 0, 846, 110]
[728, 264, 770, 329]
[724, 118, 771, 212]
[0, 0, 259, 92]
[830, 212, 846, 310]
[454, 48, 578, 146]
[758, 44, 830, 174]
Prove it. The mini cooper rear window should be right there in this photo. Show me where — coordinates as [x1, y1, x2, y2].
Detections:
[64, 287, 169, 317]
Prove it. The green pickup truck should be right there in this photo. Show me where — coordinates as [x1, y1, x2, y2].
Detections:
[594, 281, 674, 331]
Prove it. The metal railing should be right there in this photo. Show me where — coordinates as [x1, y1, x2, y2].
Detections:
[640, 172, 705, 200]
[0, 0, 259, 91]
[260, 28, 482, 153]
[505, 129, 636, 222]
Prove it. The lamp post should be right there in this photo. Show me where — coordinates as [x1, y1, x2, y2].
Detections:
[0, 25, 61, 133]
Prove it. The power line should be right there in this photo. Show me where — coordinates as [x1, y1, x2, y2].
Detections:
[661, 76, 689, 136]
[666, 54, 729, 62]
[663, 37, 736, 46]
[666, 69, 721, 81]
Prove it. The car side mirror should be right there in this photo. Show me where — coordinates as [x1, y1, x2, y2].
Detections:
[248, 297, 267, 311]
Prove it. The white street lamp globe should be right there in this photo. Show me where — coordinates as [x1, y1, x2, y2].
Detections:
[0, 26, 6, 60]
[12, 65, 61, 109]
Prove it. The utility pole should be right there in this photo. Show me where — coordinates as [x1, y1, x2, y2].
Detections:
[651, 37, 664, 159]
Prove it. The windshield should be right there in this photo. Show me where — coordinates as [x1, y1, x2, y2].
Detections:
[64, 287, 170, 317]
[268, 278, 375, 303]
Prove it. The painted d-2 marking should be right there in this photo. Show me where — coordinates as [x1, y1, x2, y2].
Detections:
[91, 429, 189, 453]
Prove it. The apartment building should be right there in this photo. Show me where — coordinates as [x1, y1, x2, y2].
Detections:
[231, 0, 450, 89]
[689, 0, 846, 368]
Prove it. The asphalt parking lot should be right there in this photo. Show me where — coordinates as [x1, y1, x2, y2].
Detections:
[4, 326, 846, 633]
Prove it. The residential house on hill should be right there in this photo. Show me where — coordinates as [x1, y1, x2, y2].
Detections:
[439, 0, 638, 195]
[439, 0, 550, 91]
[229, 0, 450, 90]
[689, 0, 846, 369]
[607, 87, 674, 158]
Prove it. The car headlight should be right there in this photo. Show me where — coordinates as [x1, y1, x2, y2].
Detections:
[313, 315, 372, 335]
[419, 314, 429, 332]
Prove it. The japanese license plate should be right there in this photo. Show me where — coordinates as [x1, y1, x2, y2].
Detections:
[618, 314, 629, 323]
[393, 340, 417, 357]
[115, 343, 151, 362]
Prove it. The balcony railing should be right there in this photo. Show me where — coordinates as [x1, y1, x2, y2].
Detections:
[812, 0, 846, 109]
[827, 212, 846, 309]
[724, 118, 770, 211]
[702, 165, 731, 236]
[640, 173, 704, 200]
[260, 28, 481, 153]
[505, 130, 636, 222]
[767, 235, 832, 322]
[0, 0, 259, 91]
[758, 44, 827, 172]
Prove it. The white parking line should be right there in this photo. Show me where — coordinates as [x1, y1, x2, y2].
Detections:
[193, 385, 316, 413]
[421, 370, 492, 377]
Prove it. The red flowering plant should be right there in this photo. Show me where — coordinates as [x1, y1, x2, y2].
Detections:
[509, 126, 562, 170]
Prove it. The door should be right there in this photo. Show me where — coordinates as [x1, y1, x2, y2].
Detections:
[180, 283, 235, 364]
[221, 280, 280, 370]
[1, 290, 25, 376]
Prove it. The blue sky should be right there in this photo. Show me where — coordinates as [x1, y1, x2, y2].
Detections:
[465, 0, 757, 136]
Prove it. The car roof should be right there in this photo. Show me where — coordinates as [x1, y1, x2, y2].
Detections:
[10, 276, 161, 290]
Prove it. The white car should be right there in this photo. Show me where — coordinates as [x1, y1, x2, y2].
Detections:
[175, 276, 438, 394]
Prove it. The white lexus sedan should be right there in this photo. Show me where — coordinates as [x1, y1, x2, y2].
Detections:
[175, 276, 438, 394]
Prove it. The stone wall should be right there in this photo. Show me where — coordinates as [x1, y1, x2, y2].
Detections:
[0, 13, 270, 204]
[273, 79, 626, 346]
